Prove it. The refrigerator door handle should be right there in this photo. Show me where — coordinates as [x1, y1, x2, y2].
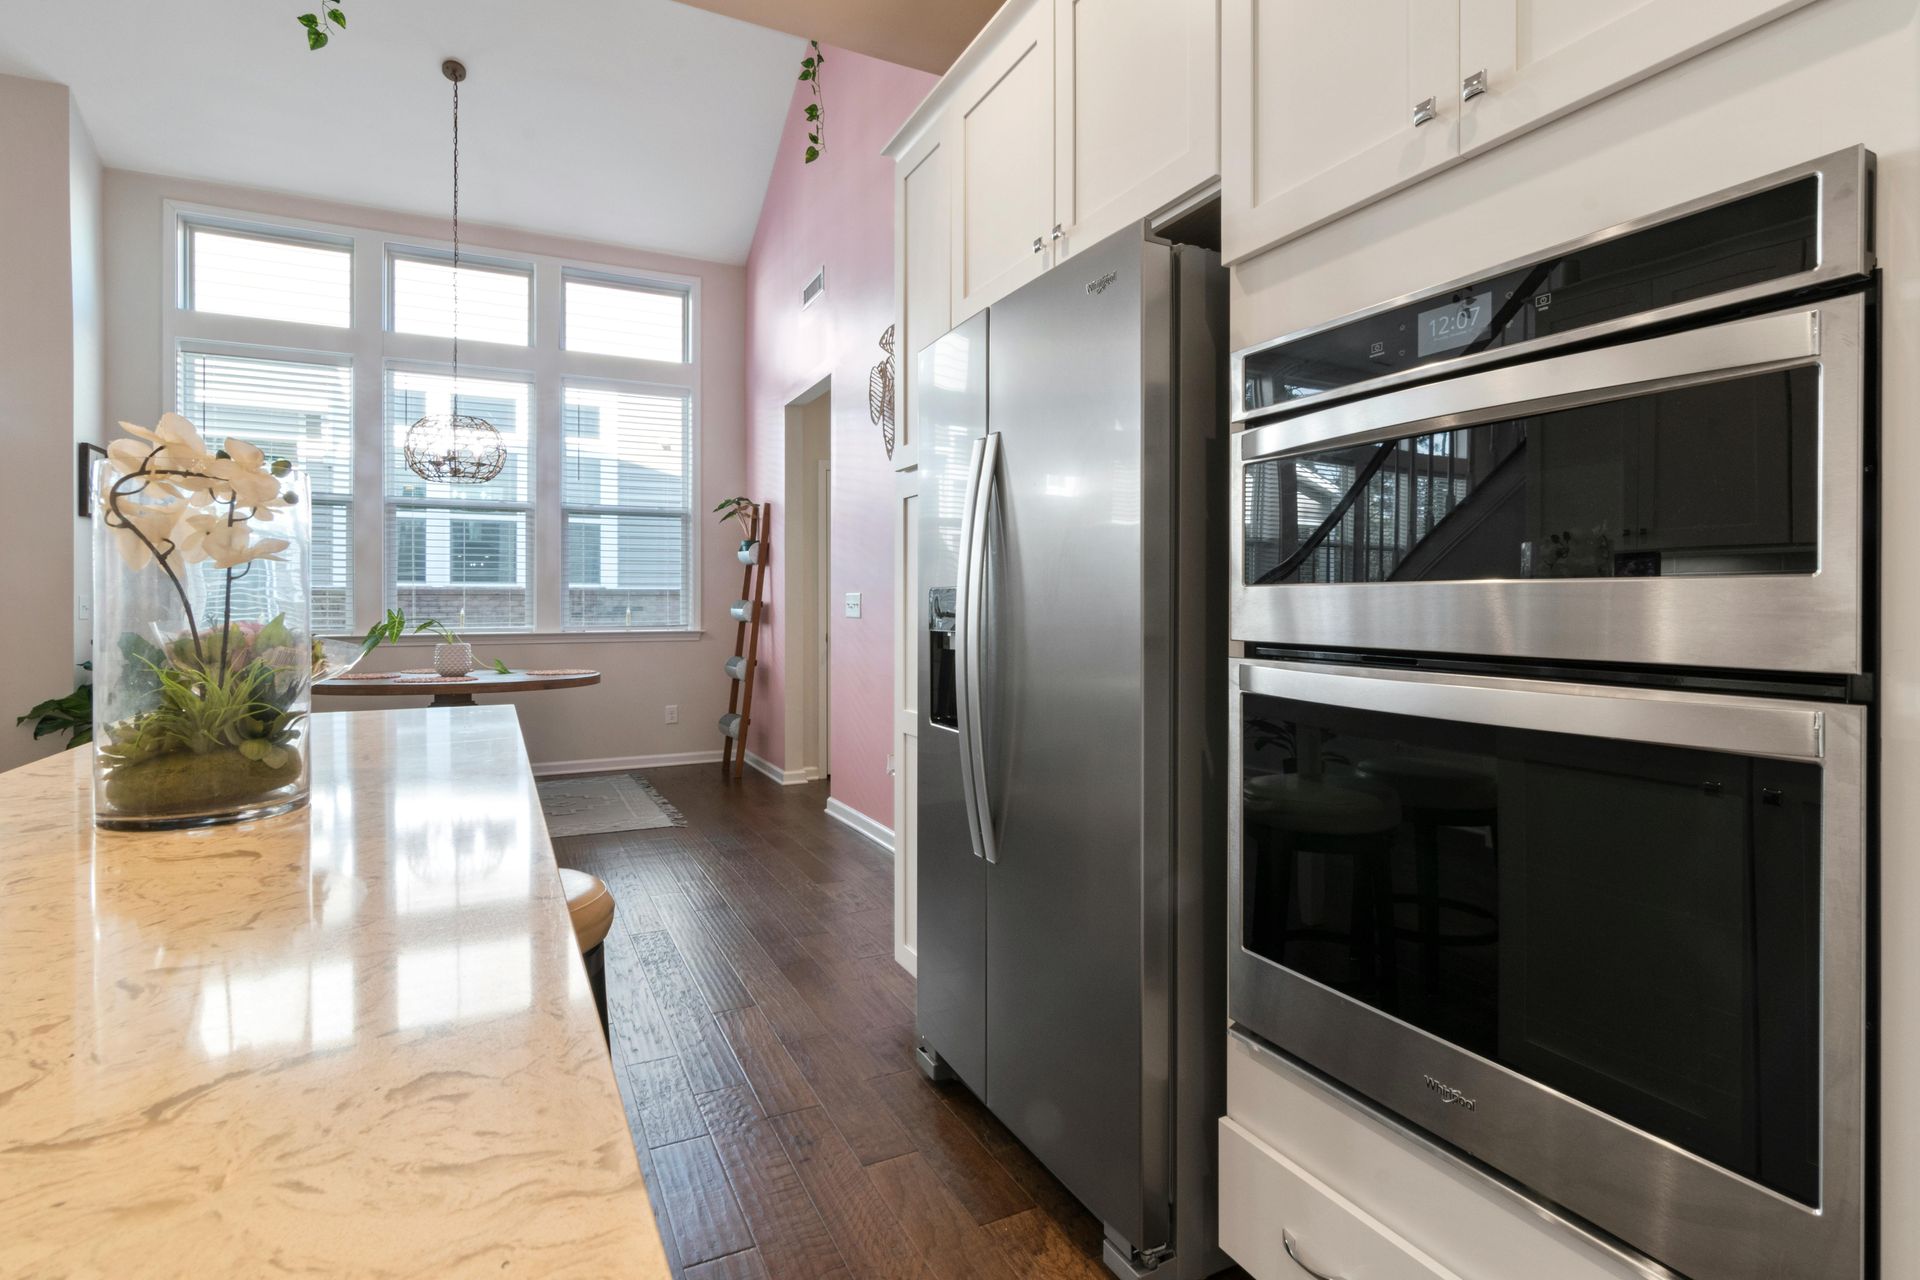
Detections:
[957, 431, 1001, 864]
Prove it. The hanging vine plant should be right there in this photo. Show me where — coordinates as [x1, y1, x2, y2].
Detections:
[799, 40, 826, 163]
[295, 3, 347, 50]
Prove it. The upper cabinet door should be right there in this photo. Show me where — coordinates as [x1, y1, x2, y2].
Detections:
[1457, 0, 1819, 153]
[1052, 0, 1220, 259]
[895, 119, 954, 471]
[951, 0, 1056, 323]
[1221, 0, 1460, 262]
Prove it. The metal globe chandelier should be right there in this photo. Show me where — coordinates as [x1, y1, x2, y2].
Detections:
[405, 58, 505, 485]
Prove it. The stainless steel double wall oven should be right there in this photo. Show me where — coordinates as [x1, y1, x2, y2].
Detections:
[1227, 148, 1876, 1280]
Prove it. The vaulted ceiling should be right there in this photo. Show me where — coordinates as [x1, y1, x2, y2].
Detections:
[0, 0, 807, 263]
[670, 0, 1002, 73]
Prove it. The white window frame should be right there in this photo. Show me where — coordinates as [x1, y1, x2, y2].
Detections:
[559, 374, 699, 632]
[160, 198, 704, 640]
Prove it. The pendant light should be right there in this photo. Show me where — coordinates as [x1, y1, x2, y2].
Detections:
[404, 58, 506, 484]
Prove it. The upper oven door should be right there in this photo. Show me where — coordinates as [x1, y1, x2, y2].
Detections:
[1231, 294, 1866, 675]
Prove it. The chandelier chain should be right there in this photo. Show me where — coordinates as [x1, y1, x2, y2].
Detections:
[451, 68, 461, 391]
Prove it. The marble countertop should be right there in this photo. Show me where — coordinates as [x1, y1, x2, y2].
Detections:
[0, 706, 669, 1278]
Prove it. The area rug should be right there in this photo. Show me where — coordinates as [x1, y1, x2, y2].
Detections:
[537, 773, 686, 837]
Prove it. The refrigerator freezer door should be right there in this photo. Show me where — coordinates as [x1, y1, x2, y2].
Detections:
[916, 311, 991, 1096]
[983, 227, 1174, 1252]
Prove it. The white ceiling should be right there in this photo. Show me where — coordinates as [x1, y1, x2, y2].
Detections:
[0, 0, 805, 264]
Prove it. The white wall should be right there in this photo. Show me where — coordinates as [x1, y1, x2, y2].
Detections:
[102, 169, 748, 771]
[1230, 0, 1919, 1268]
[0, 73, 98, 773]
[70, 101, 104, 671]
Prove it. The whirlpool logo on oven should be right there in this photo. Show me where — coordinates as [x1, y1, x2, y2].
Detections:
[1423, 1075, 1477, 1111]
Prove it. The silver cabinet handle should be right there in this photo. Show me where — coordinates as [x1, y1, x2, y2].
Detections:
[1283, 1230, 1346, 1280]
[1049, 224, 1064, 242]
[1412, 96, 1436, 127]
[956, 432, 1001, 865]
[1032, 236, 1046, 254]
[1462, 69, 1488, 101]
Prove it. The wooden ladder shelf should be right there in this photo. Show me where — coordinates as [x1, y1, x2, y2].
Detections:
[719, 501, 770, 780]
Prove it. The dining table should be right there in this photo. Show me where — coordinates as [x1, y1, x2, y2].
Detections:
[315, 666, 601, 707]
[0, 705, 669, 1277]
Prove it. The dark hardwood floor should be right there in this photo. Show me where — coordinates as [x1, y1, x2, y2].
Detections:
[553, 765, 1117, 1280]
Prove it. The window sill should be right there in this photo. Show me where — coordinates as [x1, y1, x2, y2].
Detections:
[322, 629, 707, 647]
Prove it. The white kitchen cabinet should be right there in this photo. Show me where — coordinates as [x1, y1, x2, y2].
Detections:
[951, 0, 1057, 322]
[1221, 0, 1460, 262]
[1223, 0, 1822, 262]
[1053, 0, 1220, 259]
[1457, 0, 1818, 152]
[893, 120, 953, 472]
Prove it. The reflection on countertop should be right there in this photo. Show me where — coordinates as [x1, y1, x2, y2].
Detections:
[0, 705, 668, 1278]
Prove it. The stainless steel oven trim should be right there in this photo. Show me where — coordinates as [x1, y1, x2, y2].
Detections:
[1229, 294, 1866, 675]
[1230, 145, 1873, 424]
[1226, 658, 1867, 1280]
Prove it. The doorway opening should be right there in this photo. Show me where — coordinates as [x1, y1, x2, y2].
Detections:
[784, 377, 832, 782]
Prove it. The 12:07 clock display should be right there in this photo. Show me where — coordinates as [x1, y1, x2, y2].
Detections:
[1417, 291, 1494, 357]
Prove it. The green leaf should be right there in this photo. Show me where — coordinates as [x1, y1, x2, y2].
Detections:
[804, 103, 819, 120]
[307, 27, 328, 49]
[801, 56, 815, 68]
[490, 658, 510, 675]
[805, 146, 820, 164]
[798, 69, 813, 81]
[270, 457, 292, 476]
[808, 131, 818, 144]
[328, 7, 346, 25]
[298, 12, 320, 26]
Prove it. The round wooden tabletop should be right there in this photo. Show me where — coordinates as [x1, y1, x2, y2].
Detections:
[315, 669, 601, 707]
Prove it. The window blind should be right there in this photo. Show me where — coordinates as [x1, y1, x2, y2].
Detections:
[176, 347, 354, 634]
[561, 381, 691, 630]
[385, 367, 534, 631]
[390, 252, 532, 347]
[563, 274, 688, 362]
[186, 225, 351, 328]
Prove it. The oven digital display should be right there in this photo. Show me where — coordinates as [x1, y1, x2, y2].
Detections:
[1417, 292, 1494, 356]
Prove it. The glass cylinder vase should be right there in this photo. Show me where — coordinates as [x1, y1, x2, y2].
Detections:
[91, 458, 314, 829]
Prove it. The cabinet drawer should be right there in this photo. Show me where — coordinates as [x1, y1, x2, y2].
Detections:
[1226, 1034, 1656, 1280]
[1221, 1117, 1461, 1280]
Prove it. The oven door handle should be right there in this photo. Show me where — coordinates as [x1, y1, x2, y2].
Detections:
[1234, 658, 1826, 763]
[1237, 302, 1822, 465]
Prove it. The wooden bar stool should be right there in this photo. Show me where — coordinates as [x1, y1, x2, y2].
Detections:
[560, 868, 614, 1041]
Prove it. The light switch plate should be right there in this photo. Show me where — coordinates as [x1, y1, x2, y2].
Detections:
[844, 592, 862, 618]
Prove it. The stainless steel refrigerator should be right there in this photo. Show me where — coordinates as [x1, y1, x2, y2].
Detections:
[915, 222, 1227, 1280]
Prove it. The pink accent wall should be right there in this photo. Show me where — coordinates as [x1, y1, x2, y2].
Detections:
[743, 48, 934, 830]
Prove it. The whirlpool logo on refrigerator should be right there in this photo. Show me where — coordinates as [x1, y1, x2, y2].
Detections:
[1086, 271, 1119, 296]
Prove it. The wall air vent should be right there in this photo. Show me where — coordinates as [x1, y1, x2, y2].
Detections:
[801, 266, 826, 311]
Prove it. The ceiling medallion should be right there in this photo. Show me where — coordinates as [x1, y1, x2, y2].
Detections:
[406, 57, 505, 485]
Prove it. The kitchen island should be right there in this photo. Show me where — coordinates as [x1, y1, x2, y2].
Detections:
[0, 706, 669, 1278]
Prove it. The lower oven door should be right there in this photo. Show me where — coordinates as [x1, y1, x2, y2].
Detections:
[1227, 657, 1866, 1280]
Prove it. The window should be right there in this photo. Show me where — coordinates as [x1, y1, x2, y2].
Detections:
[395, 517, 427, 583]
[176, 347, 355, 633]
[564, 272, 689, 362]
[184, 222, 351, 328]
[562, 382, 692, 630]
[390, 251, 532, 346]
[384, 368, 533, 631]
[166, 204, 701, 635]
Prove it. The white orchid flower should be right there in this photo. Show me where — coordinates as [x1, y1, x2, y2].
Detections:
[217, 537, 290, 569]
[108, 494, 191, 571]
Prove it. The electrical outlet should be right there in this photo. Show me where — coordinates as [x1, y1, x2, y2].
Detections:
[664, 705, 679, 724]
[844, 592, 862, 619]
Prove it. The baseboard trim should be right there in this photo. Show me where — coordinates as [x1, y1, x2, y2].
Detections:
[531, 749, 721, 777]
[744, 750, 811, 786]
[824, 797, 894, 854]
